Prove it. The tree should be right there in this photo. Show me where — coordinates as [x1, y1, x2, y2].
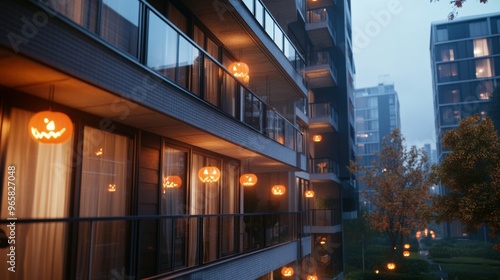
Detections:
[349, 129, 434, 261]
[433, 115, 500, 249]
[431, 0, 488, 20]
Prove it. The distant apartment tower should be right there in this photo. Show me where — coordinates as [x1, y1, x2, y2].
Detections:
[430, 12, 500, 163]
[354, 77, 401, 209]
[430, 12, 500, 238]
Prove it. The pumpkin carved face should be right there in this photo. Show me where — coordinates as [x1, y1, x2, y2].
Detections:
[198, 166, 220, 183]
[239, 173, 257, 186]
[272, 185, 286, 195]
[281, 266, 294, 277]
[29, 111, 73, 144]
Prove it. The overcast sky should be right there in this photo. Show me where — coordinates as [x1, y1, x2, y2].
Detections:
[351, 0, 500, 150]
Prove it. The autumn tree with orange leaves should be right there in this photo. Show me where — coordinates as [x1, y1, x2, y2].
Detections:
[349, 129, 434, 261]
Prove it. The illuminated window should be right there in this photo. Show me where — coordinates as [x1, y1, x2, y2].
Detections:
[473, 39, 489, 57]
[475, 59, 492, 78]
[438, 63, 458, 82]
[440, 48, 455, 61]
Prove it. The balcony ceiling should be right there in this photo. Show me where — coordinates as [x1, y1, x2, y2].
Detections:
[0, 47, 297, 173]
[181, 0, 306, 107]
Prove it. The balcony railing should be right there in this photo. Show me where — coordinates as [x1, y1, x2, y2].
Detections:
[242, 0, 306, 82]
[306, 7, 337, 45]
[1, 212, 305, 279]
[37, 0, 302, 152]
[309, 102, 339, 128]
[309, 208, 341, 227]
[310, 157, 339, 175]
[307, 50, 338, 83]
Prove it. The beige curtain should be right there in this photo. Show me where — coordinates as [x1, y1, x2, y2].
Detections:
[0, 108, 72, 280]
[76, 126, 130, 279]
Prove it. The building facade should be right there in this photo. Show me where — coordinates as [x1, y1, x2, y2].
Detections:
[0, 0, 354, 279]
[430, 13, 500, 238]
[354, 78, 401, 210]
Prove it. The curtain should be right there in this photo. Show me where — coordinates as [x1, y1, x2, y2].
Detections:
[100, 0, 139, 57]
[76, 126, 131, 280]
[221, 162, 238, 256]
[0, 108, 72, 280]
[160, 146, 187, 270]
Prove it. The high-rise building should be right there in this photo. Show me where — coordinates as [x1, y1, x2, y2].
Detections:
[354, 77, 401, 209]
[0, 0, 354, 279]
[430, 12, 500, 238]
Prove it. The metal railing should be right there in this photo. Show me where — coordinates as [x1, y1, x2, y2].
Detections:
[309, 102, 339, 128]
[0, 212, 306, 279]
[306, 7, 337, 44]
[307, 51, 338, 84]
[310, 157, 339, 175]
[309, 208, 341, 227]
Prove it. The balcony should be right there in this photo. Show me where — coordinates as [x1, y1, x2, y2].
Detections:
[309, 102, 339, 132]
[1, 212, 307, 279]
[304, 208, 342, 234]
[306, 8, 337, 49]
[305, 50, 338, 88]
[310, 157, 340, 182]
[307, 0, 337, 10]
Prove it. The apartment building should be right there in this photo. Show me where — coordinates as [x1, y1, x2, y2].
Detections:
[354, 78, 401, 210]
[0, 0, 354, 279]
[430, 12, 500, 238]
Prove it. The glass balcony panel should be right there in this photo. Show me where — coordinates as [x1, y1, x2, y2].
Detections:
[204, 59, 221, 107]
[178, 36, 201, 94]
[147, 11, 178, 82]
[222, 72, 239, 118]
[265, 10, 274, 39]
[243, 90, 264, 132]
[101, 0, 139, 57]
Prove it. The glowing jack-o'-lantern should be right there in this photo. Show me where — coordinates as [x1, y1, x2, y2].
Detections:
[403, 250, 410, 257]
[198, 166, 221, 183]
[163, 176, 182, 190]
[240, 173, 257, 186]
[108, 184, 116, 192]
[229, 62, 249, 78]
[272, 185, 286, 195]
[306, 275, 318, 280]
[281, 266, 294, 277]
[387, 262, 396, 270]
[29, 111, 73, 144]
[312, 135, 322, 142]
[404, 243, 410, 249]
[305, 190, 315, 198]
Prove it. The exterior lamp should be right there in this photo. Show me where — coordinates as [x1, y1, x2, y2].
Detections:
[281, 266, 294, 277]
[387, 262, 396, 270]
[306, 275, 318, 280]
[305, 190, 315, 198]
[403, 250, 410, 257]
[240, 173, 258, 186]
[312, 135, 322, 142]
[271, 185, 286, 195]
[29, 111, 73, 144]
[375, 269, 380, 274]
[108, 184, 116, 192]
[198, 166, 220, 183]
[163, 176, 182, 190]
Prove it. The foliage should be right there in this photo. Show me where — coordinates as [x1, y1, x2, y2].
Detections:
[345, 270, 438, 280]
[431, 0, 488, 20]
[349, 129, 434, 258]
[432, 115, 500, 249]
[429, 239, 500, 260]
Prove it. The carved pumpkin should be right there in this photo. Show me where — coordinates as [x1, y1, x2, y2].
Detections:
[228, 62, 249, 78]
[387, 262, 396, 270]
[198, 166, 220, 183]
[272, 185, 286, 195]
[29, 111, 73, 144]
[239, 173, 257, 186]
[163, 176, 182, 189]
[307, 275, 318, 280]
[281, 266, 294, 277]
[305, 190, 315, 198]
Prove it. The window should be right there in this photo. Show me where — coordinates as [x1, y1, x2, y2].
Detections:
[437, 62, 458, 82]
[43, 0, 97, 32]
[469, 20, 488, 37]
[0, 108, 73, 279]
[147, 11, 178, 82]
[440, 48, 455, 61]
[473, 38, 490, 57]
[76, 126, 132, 279]
[475, 58, 493, 78]
[436, 27, 448, 42]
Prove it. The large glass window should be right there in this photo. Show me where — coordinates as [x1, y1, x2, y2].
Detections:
[437, 62, 458, 82]
[469, 20, 488, 37]
[473, 38, 490, 57]
[475, 58, 493, 78]
[43, 0, 98, 32]
[436, 27, 448, 42]
[76, 126, 132, 279]
[0, 108, 73, 280]
[160, 145, 188, 270]
[100, 0, 139, 57]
